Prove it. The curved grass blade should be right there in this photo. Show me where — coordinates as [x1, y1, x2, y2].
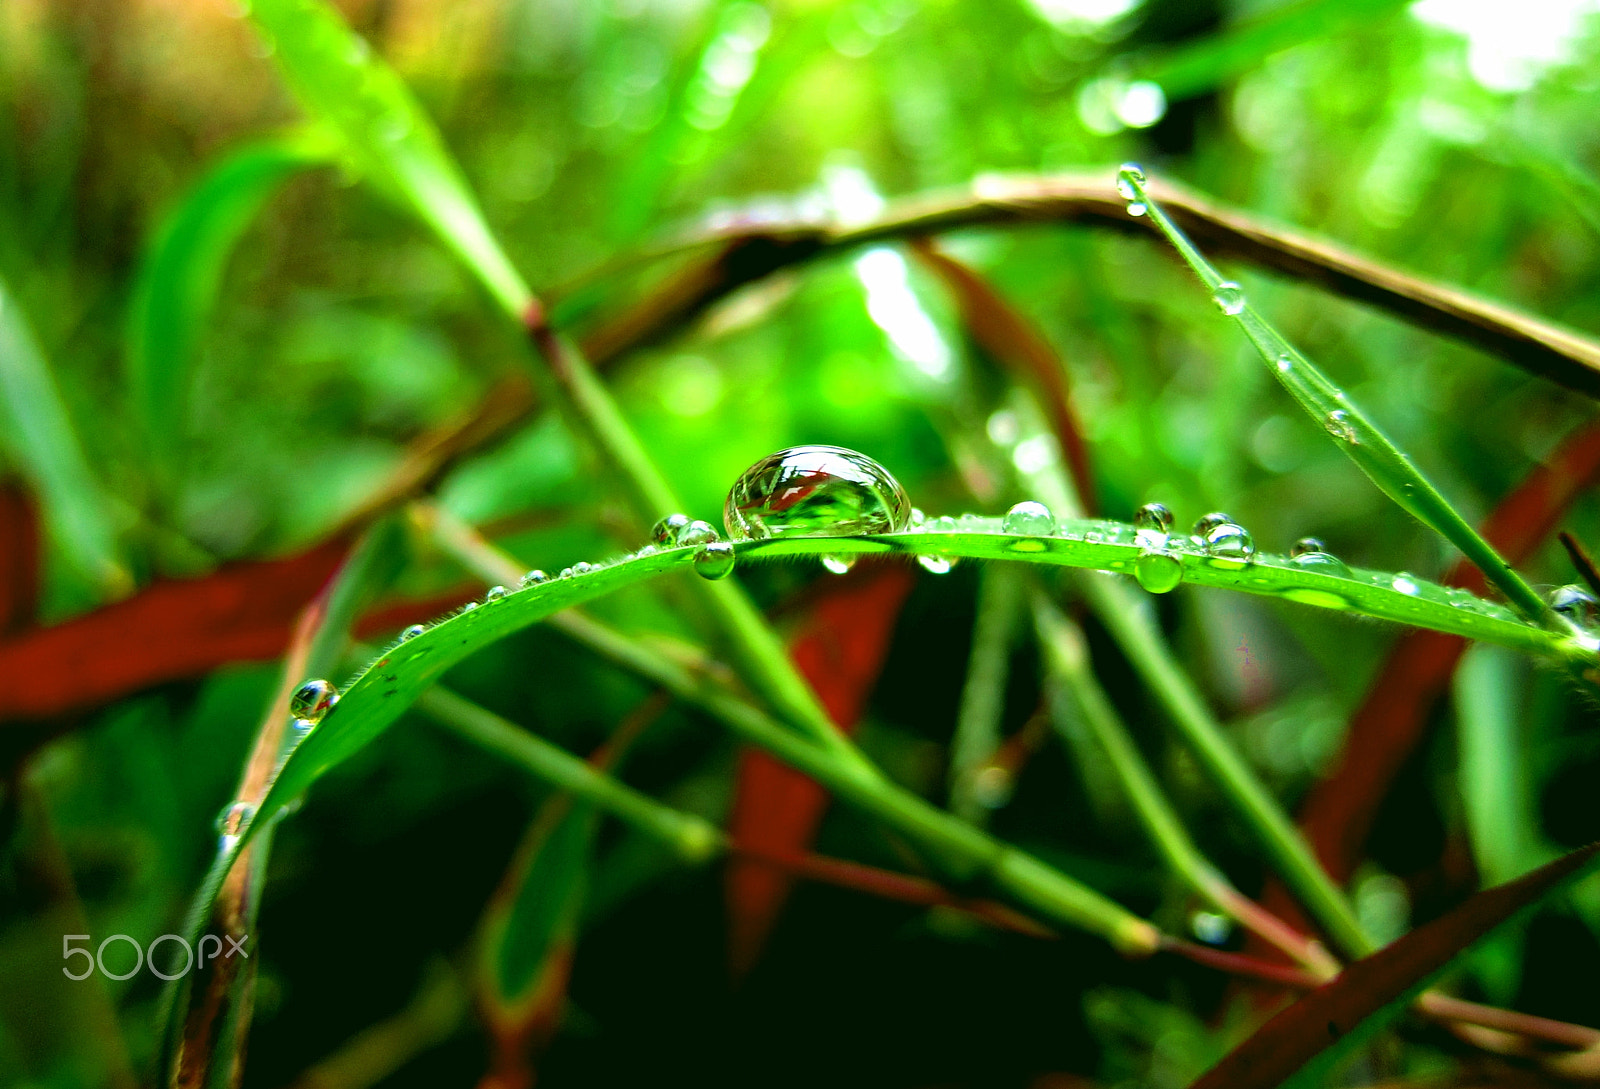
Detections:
[1118, 168, 1550, 625]
[127, 132, 335, 481]
[1187, 842, 1600, 1089]
[0, 275, 129, 599]
[245, 0, 532, 315]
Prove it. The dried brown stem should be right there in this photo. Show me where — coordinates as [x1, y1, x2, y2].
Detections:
[1559, 531, 1600, 600]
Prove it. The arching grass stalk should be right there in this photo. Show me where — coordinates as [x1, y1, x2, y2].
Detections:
[1032, 594, 1338, 977]
[948, 565, 1023, 823]
[1116, 167, 1552, 626]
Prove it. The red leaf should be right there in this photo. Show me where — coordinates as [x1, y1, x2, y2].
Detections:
[724, 564, 916, 977]
[1191, 843, 1600, 1089]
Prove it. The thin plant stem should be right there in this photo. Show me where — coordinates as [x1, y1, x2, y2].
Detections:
[1118, 168, 1551, 626]
[948, 565, 1022, 823]
[1033, 594, 1338, 978]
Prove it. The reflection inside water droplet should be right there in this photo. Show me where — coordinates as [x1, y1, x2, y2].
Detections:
[289, 679, 338, 723]
[724, 445, 910, 541]
[1551, 584, 1599, 628]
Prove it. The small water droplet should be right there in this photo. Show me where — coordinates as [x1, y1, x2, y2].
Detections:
[1002, 500, 1055, 536]
[693, 541, 736, 580]
[1135, 550, 1183, 593]
[652, 513, 690, 546]
[917, 554, 954, 574]
[1392, 573, 1419, 596]
[910, 508, 927, 528]
[1551, 584, 1599, 628]
[1190, 911, 1234, 946]
[725, 445, 910, 540]
[931, 515, 957, 531]
[1193, 512, 1232, 537]
[1134, 502, 1173, 548]
[678, 520, 721, 548]
[1126, 199, 1148, 217]
[289, 679, 338, 723]
[1203, 522, 1255, 567]
[820, 555, 855, 575]
[1275, 353, 1293, 374]
[1211, 281, 1245, 316]
[216, 801, 255, 837]
[1291, 550, 1350, 577]
[559, 567, 574, 579]
[485, 585, 507, 602]
[461, 600, 478, 612]
[1290, 537, 1326, 558]
[1325, 409, 1358, 443]
[288, 717, 316, 743]
[1115, 162, 1146, 202]
[400, 624, 426, 641]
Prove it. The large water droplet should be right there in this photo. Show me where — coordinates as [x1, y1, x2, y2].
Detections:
[1135, 550, 1183, 593]
[820, 555, 855, 575]
[724, 446, 910, 541]
[678, 520, 721, 548]
[1203, 522, 1255, 567]
[1290, 537, 1326, 558]
[1002, 500, 1055, 536]
[1551, 584, 1599, 628]
[400, 624, 426, 642]
[1211, 282, 1245, 316]
[289, 679, 338, 723]
[1134, 502, 1173, 548]
[917, 554, 954, 574]
[520, 569, 548, 588]
[1325, 409, 1358, 443]
[652, 513, 690, 546]
[1291, 549, 1350, 577]
[694, 540, 736, 580]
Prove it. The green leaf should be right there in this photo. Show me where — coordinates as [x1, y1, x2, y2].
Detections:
[247, 0, 532, 316]
[0, 274, 129, 599]
[127, 131, 335, 481]
[1187, 842, 1600, 1089]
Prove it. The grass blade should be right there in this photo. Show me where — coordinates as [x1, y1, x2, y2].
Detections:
[246, 0, 531, 315]
[0, 275, 129, 599]
[127, 132, 334, 482]
[948, 565, 1022, 823]
[1187, 843, 1600, 1089]
[1118, 168, 1550, 624]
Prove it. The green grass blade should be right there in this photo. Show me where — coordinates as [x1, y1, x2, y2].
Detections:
[948, 565, 1022, 822]
[0, 274, 129, 599]
[127, 131, 335, 482]
[246, 0, 532, 315]
[1118, 168, 1551, 625]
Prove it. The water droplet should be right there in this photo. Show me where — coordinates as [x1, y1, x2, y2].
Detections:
[289, 679, 338, 723]
[1392, 573, 1419, 596]
[821, 555, 855, 575]
[485, 585, 507, 602]
[725, 445, 910, 540]
[1134, 550, 1183, 593]
[216, 801, 255, 837]
[1002, 500, 1055, 537]
[1190, 911, 1234, 946]
[931, 515, 957, 531]
[520, 569, 548, 587]
[1325, 409, 1358, 443]
[1126, 199, 1148, 217]
[1291, 550, 1350, 577]
[1290, 537, 1326, 558]
[559, 567, 574, 579]
[917, 554, 954, 574]
[678, 520, 721, 548]
[1115, 162, 1146, 202]
[1211, 281, 1245, 316]
[910, 508, 927, 528]
[288, 717, 316, 743]
[1193, 512, 1232, 538]
[693, 541, 736, 580]
[1551, 584, 1599, 628]
[1134, 503, 1174, 535]
[1275, 353, 1293, 374]
[652, 513, 690, 546]
[1203, 522, 1255, 567]
[400, 624, 426, 641]
[461, 600, 478, 612]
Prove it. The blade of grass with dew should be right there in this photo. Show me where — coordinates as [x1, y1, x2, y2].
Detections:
[161, 518, 408, 1088]
[244, 0, 532, 316]
[127, 130, 337, 483]
[0, 275, 129, 600]
[1117, 167, 1552, 626]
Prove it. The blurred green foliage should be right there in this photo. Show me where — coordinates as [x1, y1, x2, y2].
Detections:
[3, 0, 1600, 1086]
